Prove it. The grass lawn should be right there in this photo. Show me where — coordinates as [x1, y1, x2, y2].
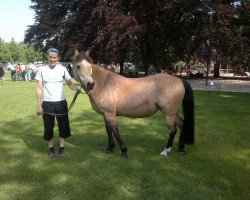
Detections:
[0, 79, 249, 200]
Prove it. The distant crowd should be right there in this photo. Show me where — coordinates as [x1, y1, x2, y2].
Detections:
[1, 62, 41, 82]
[0, 62, 73, 83]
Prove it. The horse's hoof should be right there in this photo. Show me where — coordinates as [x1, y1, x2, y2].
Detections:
[160, 147, 171, 156]
[121, 152, 128, 159]
[178, 150, 186, 155]
[105, 148, 113, 153]
[160, 152, 168, 156]
[160, 150, 168, 156]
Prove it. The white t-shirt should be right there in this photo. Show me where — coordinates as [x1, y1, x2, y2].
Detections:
[6, 64, 15, 71]
[35, 64, 71, 101]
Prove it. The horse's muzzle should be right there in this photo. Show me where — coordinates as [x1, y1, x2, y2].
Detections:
[86, 82, 95, 90]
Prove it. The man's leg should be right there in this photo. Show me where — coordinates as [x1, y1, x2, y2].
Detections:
[48, 138, 54, 148]
[48, 138, 57, 159]
[58, 137, 65, 157]
[59, 137, 65, 147]
[57, 114, 71, 157]
[56, 101, 71, 157]
[43, 112, 56, 159]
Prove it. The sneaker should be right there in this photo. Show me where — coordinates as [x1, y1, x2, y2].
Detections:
[50, 150, 57, 159]
[58, 149, 64, 158]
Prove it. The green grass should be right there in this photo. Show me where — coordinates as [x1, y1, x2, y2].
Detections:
[0, 79, 249, 200]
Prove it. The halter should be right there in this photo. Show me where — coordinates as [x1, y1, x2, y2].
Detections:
[90, 66, 93, 76]
[74, 63, 93, 88]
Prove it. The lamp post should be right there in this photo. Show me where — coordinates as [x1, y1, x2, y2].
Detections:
[205, 11, 213, 86]
[205, 40, 210, 86]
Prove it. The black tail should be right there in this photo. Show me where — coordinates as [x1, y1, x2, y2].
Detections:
[182, 80, 195, 144]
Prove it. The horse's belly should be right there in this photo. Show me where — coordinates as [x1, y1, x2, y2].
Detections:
[117, 104, 158, 118]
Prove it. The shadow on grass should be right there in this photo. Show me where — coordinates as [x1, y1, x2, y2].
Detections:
[0, 89, 249, 199]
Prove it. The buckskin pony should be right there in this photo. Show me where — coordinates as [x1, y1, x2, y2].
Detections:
[72, 51, 194, 158]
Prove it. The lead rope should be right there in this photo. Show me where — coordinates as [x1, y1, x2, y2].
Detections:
[38, 86, 84, 117]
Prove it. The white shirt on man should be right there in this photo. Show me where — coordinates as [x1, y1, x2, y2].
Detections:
[35, 64, 71, 101]
[6, 63, 15, 71]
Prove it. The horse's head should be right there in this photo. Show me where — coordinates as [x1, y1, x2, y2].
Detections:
[72, 50, 95, 91]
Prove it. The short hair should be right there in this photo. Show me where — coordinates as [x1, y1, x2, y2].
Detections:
[47, 48, 60, 56]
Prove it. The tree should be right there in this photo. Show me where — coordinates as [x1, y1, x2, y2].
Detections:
[209, 0, 250, 70]
[0, 37, 43, 64]
[25, 0, 250, 73]
[0, 38, 12, 63]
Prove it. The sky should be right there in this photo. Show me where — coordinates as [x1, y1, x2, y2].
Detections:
[0, 0, 35, 43]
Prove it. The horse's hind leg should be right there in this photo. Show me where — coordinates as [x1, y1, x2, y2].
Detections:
[176, 114, 186, 155]
[160, 115, 177, 156]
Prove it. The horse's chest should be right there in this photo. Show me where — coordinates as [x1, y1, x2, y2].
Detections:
[89, 96, 105, 114]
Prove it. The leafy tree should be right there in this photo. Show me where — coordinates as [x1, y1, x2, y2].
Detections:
[208, 0, 250, 70]
[8, 38, 19, 63]
[0, 37, 43, 64]
[25, 0, 250, 73]
[0, 38, 12, 63]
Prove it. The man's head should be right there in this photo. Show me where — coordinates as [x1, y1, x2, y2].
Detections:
[47, 48, 60, 68]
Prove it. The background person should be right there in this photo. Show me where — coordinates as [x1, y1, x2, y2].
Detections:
[147, 64, 155, 76]
[35, 48, 81, 159]
[21, 64, 27, 81]
[16, 63, 23, 80]
[0, 64, 5, 83]
[6, 63, 16, 81]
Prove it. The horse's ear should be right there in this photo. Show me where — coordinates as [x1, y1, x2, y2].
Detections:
[74, 50, 80, 56]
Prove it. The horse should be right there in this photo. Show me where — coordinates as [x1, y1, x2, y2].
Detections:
[72, 51, 194, 158]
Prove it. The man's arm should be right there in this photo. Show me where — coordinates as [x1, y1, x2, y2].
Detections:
[36, 80, 43, 115]
[66, 79, 81, 93]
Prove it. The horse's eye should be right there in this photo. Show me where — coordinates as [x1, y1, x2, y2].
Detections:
[76, 65, 80, 70]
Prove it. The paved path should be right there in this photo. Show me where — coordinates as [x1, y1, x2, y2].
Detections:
[186, 79, 250, 93]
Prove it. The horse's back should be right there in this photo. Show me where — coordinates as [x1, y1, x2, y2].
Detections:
[103, 72, 185, 117]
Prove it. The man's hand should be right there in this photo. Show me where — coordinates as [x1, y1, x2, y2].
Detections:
[37, 111, 43, 116]
[37, 105, 43, 116]
[76, 88, 81, 94]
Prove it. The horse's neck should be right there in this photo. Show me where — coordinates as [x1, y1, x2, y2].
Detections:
[91, 65, 112, 91]
[86, 65, 112, 106]
[92, 65, 111, 83]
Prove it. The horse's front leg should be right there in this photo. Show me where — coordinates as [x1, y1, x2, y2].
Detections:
[113, 126, 128, 158]
[104, 118, 115, 153]
[104, 113, 128, 158]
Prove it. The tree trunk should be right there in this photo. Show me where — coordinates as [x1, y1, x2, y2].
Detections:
[213, 62, 220, 78]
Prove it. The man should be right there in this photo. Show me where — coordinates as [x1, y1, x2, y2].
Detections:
[6, 63, 16, 81]
[0, 64, 5, 83]
[36, 48, 80, 159]
[16, 63, 23, 81]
